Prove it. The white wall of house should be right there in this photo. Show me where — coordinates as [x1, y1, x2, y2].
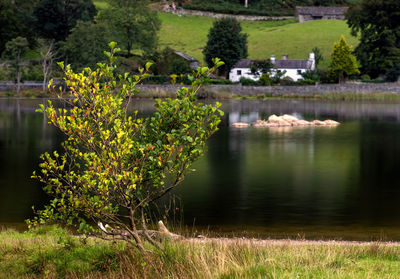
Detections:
[229, 68, 259, 82]
[272, 69, 307, 81]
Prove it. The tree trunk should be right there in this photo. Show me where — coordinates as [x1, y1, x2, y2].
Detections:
[16, 70, 21, 95]
[244, 0, 248, 8]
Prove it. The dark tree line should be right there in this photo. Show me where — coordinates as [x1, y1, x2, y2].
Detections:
[0, 0, 161, 94]
[346, 0, 400, 80]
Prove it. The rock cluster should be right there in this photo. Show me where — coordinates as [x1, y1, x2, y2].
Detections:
[232, 114, 340, 128]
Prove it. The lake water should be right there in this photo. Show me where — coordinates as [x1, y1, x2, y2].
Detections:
[2, 98, 400, 241]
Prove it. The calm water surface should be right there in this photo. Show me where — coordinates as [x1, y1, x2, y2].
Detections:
[1, 98, 400, 240]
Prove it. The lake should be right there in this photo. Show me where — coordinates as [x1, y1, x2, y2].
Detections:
[1, 98, 400, 240]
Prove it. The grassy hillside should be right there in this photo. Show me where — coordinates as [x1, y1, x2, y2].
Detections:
[158, 12, 358, 69]
[92, 1, 359, 69]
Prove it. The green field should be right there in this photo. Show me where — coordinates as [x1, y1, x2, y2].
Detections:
[158, 12, 358, 68]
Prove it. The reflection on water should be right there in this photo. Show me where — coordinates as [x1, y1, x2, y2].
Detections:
[2, 98, 400, 240]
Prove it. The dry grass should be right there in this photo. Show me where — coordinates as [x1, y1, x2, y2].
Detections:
[1, 226, 400, 278]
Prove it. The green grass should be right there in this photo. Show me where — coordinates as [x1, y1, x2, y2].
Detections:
[158, 12, 358, 69]
[1, 226, 400, 278]
[93, 0, 109, 10]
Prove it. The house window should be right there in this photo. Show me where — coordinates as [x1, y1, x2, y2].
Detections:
[297, 70, 302, 75]
[237, 70, 242, 76]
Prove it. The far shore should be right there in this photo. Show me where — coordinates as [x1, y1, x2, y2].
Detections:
[3, 84, 400, 101]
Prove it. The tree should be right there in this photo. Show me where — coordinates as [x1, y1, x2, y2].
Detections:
[250, 60, 273, 77]
[33, 0, 97, 42]
[62, 21, 113, 70]
[99, 0, 161, 57]
[2, 37, 29, 95]
[38, 39, 57, 92]
[312, 47, 323, 68]
[328, 36, 359, 83]
[346, 0, 400, 78]
[28, 43, 224, 251]
[0, 0, 36, 55]
[203, 18, 248, 77]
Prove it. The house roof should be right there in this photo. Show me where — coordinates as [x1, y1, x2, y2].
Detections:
[174, 51, 198, 62]
[275, 59, 310, 69]
[296, 6, 348, 16]
[232, 58, 312, 70]
[233, 59, 254, 68]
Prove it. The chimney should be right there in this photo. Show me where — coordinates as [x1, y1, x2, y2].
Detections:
[308, 52, 315, 70]
[282, 54, 288, 60]
[270, 55, 276, 64]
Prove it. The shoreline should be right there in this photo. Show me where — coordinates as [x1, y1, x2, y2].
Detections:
[2, 226, 400, 278]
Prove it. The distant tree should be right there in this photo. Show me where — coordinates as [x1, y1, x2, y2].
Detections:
[33, 0, 97, 42]
[346, 0, 400, 78]
[2, 37, 30, 95]
[99, 0, 161, 56]
[312, 47, 323, 67]
[155, 48, 193, 75]
[386, 64, 400, 82]
[328, 36, 359, 83]
[38, 39, 57, 92]
[203, 18, 248, 77]
[62, 21, 113, 70]
[0, 0, 36, 55]
[250, 60, 273, 77]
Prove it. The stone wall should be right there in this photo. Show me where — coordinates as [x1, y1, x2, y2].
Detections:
[163, 6, 294, 21]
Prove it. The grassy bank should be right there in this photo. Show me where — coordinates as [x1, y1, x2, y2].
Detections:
[236, 92, 400, 101]
[3, 88, 400, 101]
[1, 226, 400, 278]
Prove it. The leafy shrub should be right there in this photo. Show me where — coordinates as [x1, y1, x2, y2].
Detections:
[207, 79, 234, 85]
[240, 77, 258, 86]
[142, 75, 171, 84]
[258, 73, 272, 86]
[29, 43, 224, 252]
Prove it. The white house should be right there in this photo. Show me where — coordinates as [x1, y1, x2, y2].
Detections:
[229, 53, 316, 82]
[228, 59, 258, 82]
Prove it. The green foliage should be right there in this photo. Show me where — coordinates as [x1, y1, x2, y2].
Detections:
[240, 77, 258, 86]
[386, 64, 400, 82]
[203, 18, 248, 77]
[154, 48, 193, 75]
[312, 47, 323, 67]
[250, 60, 273, 77]
[33, 0, 97, 42]
[62, 21, 113, 70]
[346, 0, 400, 78]
[0, 0, 36, 55]
[29, 43, 224, 250]
[301, 70, 320, 84]
[2, 37, 30, 94]
[99, 0, 161, 56]
[328, 36, 359, 83]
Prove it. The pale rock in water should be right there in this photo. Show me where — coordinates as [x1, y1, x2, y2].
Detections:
[232, 114, 340, 128]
